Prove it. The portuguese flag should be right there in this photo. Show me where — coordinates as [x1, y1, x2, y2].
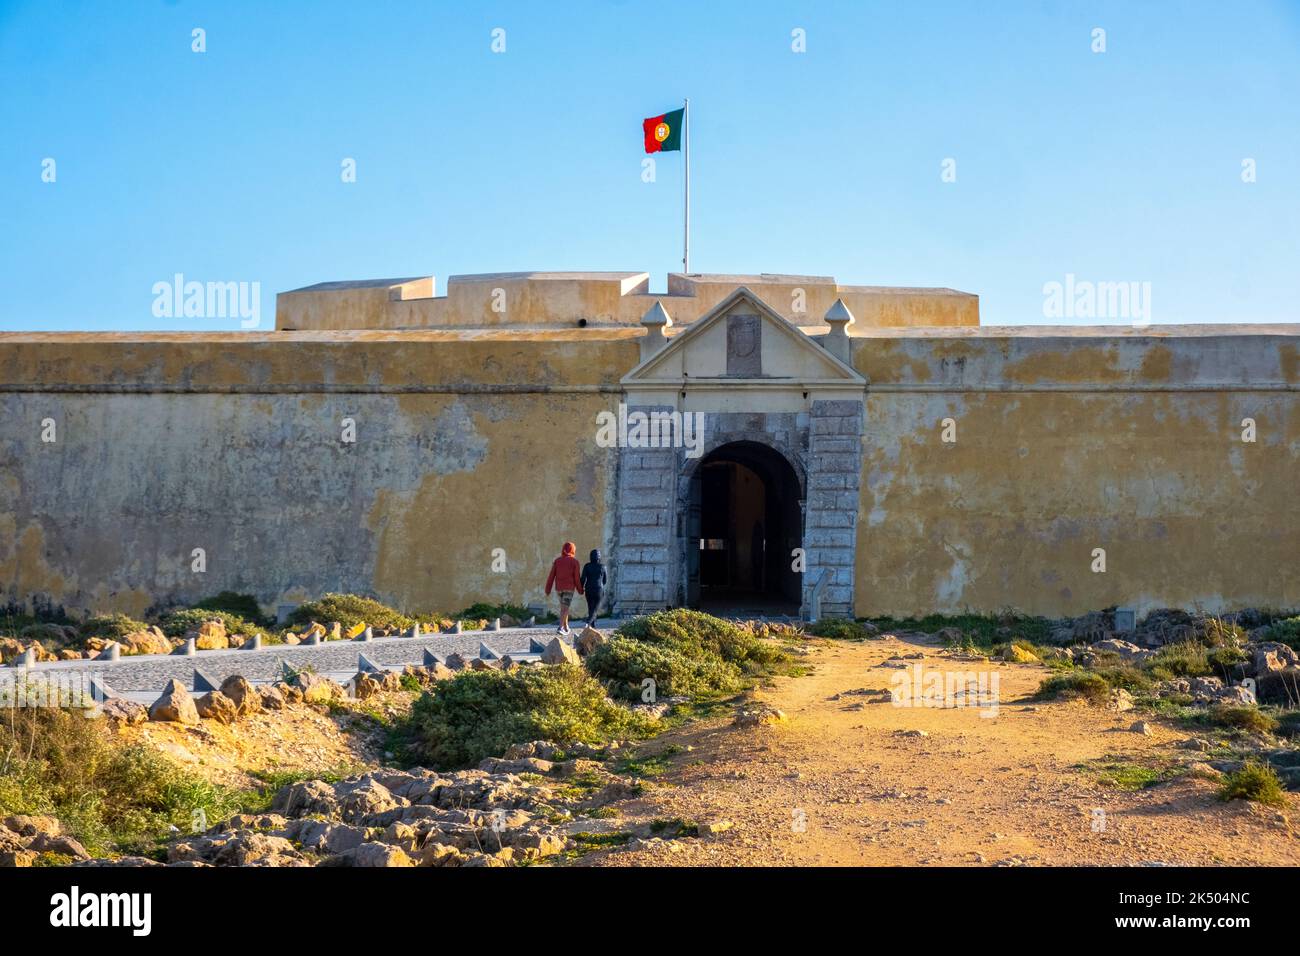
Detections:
[643, 107, 684, 153]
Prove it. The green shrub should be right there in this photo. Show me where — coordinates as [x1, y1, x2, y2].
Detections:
[1207, 705, 1278, 734]
[1276, 711, 1300, 739]
[864, 611, 1054, 646]
[457, 602, 530, 621]
[808, 618, 875, 641]
[194, 592, 266, 624]
[1089, 665, 1153, 694]
[615, 609, 780, 668]
[1259, 616, 1300, 651]
[1146, 641, 1212, 680]
[400, 664, 656, 770]
[79, 613, 148, 640]
[158, 607, 259, 638]
[1218, 760, 1287, 807]
[0, 707, 242, 856]
[288, 593, 413, 631]
[1036, 671, 1111, 704]
[586, 635, 742, 700]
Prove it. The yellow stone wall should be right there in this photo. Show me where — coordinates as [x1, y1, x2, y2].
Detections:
[1, 293, 1295, 621]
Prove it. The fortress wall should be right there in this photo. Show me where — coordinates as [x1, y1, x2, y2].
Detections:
[853, 331, 1300, 617]
[2, 322, 1296, 623]
[0, 334, 638, 618]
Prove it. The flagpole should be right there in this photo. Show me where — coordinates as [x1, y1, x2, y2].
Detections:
[683, 97, 690, 274]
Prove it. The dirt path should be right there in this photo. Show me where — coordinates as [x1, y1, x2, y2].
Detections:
[580, 635, 1300, 866]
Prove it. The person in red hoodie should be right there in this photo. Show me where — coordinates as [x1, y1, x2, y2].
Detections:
[544, 541, 584, 636]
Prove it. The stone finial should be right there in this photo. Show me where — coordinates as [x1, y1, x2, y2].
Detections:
[639, 300, 673, 361]
[823, 298, 855, 365]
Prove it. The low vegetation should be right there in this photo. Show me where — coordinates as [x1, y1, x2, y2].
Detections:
[399, 664, 657, 770]
[158, 607, 259, 638]
[288, 593, 416, 631]
[587, 609, 794, 700]
[864, 611, 1055, 646]
[0, 706, 242, 857]
[79, 613, 149, 640]
[1218, 760, 1287, 807]
[192, 591, 269, 625]
[808, 619, 876, 641]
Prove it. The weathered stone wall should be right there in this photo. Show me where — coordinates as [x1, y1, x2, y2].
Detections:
[853, 328, 1299, 617]
[1, 319, 1295, 623]
[0, 332, 638, 618]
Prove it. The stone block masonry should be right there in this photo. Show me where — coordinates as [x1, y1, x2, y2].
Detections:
[803, 400, 864, 617]
[612, 409, 678, 614]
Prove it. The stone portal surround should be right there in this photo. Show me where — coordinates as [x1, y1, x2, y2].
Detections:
[802, 400, 865, 617]
[612, 406, 678, 615]
[613, 404, 862, 617]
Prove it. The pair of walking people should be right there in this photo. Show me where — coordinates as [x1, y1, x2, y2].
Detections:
[543, 542, 606, 635]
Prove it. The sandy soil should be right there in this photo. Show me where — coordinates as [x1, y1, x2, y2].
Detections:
[579, 635, 1300, 866]
[115, 697, 402, 789]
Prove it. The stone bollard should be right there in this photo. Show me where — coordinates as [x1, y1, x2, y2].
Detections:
[19, 646, 37, 668]
[182, 638, 196, 657]
[453, 621, 463, 634]
[524, 616, 536, 628]
[488, 618, 501, 632]
[306, 633, 321, 646]
[407, 622, 421, 638]
[245, 634, 263, 650]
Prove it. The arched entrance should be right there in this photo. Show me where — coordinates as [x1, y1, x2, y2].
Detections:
[683, 441, 803, 614]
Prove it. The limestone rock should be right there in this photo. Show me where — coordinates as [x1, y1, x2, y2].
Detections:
[120, 626, 172, 656]
[220, 675, 263, 716]
[195, 690, 238, 724]
[295, 671, 344, 704]
[734, 702, 787, 728]
[29, 832, 90, 860]
[1106, 689, 1135, 713]
[340, 842, 414, 867]
[1251, 642, 1300, 676]
[541, 637, 580, 666]
[697, 820, 734, 839]
[213, 832, 305, 867]
[188, 620, 228, 650]
[101, 697, 147, 725]
[272, 779, 341, 818]
[272, 681, 303, 705]
[149, 679, 200, 724]
[3, 815, 62, 839]
[1000, 644, 1040, 664]
[1090, 639, 1150, 661]
[576, 626, 606, 656]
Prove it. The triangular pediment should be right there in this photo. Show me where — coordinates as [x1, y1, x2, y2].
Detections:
[622, 287, 865, 387]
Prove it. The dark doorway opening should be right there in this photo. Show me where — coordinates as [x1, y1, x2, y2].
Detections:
[684, 441, 802, 615]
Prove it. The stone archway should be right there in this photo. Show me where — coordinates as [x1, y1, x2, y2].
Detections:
[679, 440, 804, 614]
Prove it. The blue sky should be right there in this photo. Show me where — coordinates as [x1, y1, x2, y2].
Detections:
[1, 0, 1297, 330]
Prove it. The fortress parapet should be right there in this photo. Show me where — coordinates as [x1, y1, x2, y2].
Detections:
[275, 271, 980, 332]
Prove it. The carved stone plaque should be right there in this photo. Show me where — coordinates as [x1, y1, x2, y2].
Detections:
[726, 313, 761, 377]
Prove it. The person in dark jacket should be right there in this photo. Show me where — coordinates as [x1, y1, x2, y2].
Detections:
[580, 549, 607, 627]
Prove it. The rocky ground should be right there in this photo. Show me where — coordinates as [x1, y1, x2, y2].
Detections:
[574, 634, 1300, 866]
[4, 620, 1298, 868]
